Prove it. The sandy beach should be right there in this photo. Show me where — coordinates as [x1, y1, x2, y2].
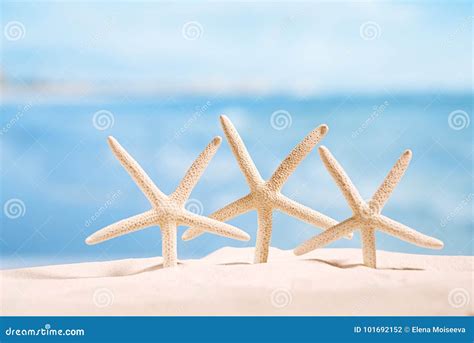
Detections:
[1, 248, 472, 316]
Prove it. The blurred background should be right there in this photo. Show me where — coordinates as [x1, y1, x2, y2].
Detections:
[1, 1, 472, 268]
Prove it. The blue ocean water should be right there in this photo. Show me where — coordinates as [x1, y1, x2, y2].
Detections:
[0, 93, 472, 267]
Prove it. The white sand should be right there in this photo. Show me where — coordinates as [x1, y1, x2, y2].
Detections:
[1, 248, 472, 316]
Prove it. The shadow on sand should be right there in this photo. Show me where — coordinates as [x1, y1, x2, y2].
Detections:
[304, 258, 424, 271]
[7, 263, 170, 280]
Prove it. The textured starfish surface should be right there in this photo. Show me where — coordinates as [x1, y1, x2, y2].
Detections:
[85, 136, 250, 268]
[183, 115, 343, 264]
[294, 146, 444, 268]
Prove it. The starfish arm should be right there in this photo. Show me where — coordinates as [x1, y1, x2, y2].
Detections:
[171, 137, 222, 205]
[178, 211, 250, 241]
[375, 215, 444, 249]
[181, 194, 255, 241]
[369, 150, 412, 212]
[318, 146, 365, 213]
[274, 194, 353, 239]
[268, 124, 329, 191]
[361, 225, 377, 268]
[85, 210, 157, 245]
[161, 221, 178, 268]
[274, 194, 337, 229]
[293, 217, 358, 256]
[254, 207, 273, 264]
[220, 115, 263, 189]
[108, 137, 166, 206]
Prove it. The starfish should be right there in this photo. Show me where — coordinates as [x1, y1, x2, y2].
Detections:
[294, 146, 444, 268]
[182, 115, 343, 264]
[85, 136, 250, 268]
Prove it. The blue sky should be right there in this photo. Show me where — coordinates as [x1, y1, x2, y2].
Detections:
[1, 1, 472, 96]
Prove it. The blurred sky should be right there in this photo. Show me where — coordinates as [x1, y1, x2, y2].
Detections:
[0, 1, 472, 267]
[1, 1, 472, 96]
